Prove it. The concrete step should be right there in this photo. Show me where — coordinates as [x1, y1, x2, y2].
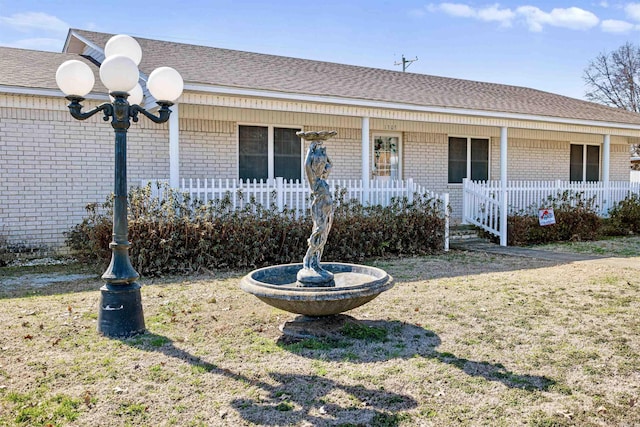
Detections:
[449, 225, 481, 241]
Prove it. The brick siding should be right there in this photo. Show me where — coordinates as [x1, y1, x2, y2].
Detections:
[0, 96, 634, 250]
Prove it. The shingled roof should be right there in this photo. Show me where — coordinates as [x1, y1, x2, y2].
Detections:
[68, 29, 640, 127]
[0, 46, 107, 94]
[3, 28, 640, 128]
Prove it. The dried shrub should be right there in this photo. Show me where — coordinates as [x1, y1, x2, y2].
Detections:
[0, 234, 7, 267]
[605, 193, 640, 236]
[66, 184, 445, 275]
[506, 191, 602, 246]
[0, 231, 53, 266]
[327, 189, 445, 262]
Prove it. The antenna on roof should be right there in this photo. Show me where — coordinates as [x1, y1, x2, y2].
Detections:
[394, 54, 418, 72]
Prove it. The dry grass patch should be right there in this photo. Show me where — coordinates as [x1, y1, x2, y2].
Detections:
[0, 248, 639, 426]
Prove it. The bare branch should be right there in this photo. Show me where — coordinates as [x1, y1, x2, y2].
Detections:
[584, 42, 640, 112]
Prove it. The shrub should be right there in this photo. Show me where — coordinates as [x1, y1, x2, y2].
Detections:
[606, 193, 640, 236]
[506, 191, 602, 246]
[0, 233, 7, 267]
[0, 232, 52, 266]
[66, 184, 445, 275]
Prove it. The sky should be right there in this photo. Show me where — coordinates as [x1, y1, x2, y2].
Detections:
[1, 1, 640, 100]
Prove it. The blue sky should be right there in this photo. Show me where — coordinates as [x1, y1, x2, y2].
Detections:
[1, 1, 639, 100]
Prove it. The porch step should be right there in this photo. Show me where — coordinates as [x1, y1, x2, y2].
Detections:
[449, 225, 493, 250]
[449, 225, 481, 241]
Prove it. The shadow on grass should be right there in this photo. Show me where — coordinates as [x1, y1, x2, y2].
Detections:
[119, 331, 417, 427]
[275, 316, 555, 392]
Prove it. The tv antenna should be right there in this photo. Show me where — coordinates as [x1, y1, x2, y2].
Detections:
[394, 54, 418, 72]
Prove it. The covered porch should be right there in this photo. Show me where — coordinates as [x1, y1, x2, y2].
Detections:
[160, 98, 640, 248]
[463, 179, 640, 245]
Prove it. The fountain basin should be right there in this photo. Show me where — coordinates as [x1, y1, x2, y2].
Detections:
[240, 262, 394, 316]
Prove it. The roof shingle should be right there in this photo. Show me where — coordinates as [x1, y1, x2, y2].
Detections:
[69, 29, 640, 126]
[2, 28, 640, 127]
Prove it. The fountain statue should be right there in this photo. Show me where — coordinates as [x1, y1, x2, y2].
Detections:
[297, 130, 336, 286]
[240, 131, 394, 329]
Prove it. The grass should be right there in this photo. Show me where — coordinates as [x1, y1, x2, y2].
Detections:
[340, 322, 388, 341]
[0, 238, 639, 425]
[535, 234, 640, 257]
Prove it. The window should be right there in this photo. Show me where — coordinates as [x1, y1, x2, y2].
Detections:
[570, 144, 600, 182]
[448, 137, 489, 183]
[239, 126, 268, 181]
[373, 135, 400, 180]
[274, 128, 302, 180]
[238, 125, 302, 181]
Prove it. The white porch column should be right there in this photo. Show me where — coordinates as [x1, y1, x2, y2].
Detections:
[361, 117, 370, 205]
[169, 103, 180, 188]
[500, 126, 508, 247]
[602, 134, 611, 214]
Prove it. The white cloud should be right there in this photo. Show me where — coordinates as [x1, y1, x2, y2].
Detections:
[625, 3, 640, 21]
[428, 3, 608, 32]
[477, 4, 516, 25]
[599, 1, 609, 7]
[0, 12, 68, 34]
[601, 19, 635, 32]
[439, 3, 476, 18]
[428, 3, 601, 31]
[429, 2, 515, 26]
[516, 6, 599, 31]
[4, 37, 64, 52]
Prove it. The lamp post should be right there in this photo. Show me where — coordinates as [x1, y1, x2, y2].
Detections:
[55, 35, 184, 337]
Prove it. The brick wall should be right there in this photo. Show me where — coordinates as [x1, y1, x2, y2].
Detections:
[179, 119, 236, 180]
[304, 127, 362, 181]
[0, 104, 168, 251]
[403, 132, 453, 206]
[611, 144, 630, 180]
[498, 138, 568, 180]
[1, 97, 635, 250]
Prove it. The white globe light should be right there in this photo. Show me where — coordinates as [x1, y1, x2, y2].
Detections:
[99, 55, 139, 93]
[127, 83, 144, 105]
[55, 60, 95, 97]
[147, 67, 184, 102]
[104, 34, 142, 65]
[109, 83, 144, 105]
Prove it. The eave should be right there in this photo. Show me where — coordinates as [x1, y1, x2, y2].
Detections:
[183, 83, 640, 137]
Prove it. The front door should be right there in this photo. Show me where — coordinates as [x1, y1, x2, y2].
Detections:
[373, 135, 400, 181]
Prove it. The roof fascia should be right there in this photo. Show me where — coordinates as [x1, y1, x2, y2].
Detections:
[62, 29, 73, 53]
[67, 29, 104, 54]
[0, 85, 109, 100]
[185, 83, 640, 132]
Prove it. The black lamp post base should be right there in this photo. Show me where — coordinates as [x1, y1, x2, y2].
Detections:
[97, 283, 146, 337]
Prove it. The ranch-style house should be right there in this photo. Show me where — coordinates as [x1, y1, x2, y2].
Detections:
[2, 28, 640, 251]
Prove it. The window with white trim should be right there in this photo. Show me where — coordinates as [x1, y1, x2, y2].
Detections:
[373, 135, 401, 180]
[238, 125, 302, 181]
[448, 136, 489, 183]
[570, 144, 600, 182]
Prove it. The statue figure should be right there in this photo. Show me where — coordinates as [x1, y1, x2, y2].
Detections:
[296, 130, 337, 286]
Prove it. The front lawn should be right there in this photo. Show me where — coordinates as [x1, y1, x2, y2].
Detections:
[0, 244, 638, 426]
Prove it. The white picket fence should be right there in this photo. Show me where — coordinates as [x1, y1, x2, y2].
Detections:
[143, 177, 451, 250]
[463, 179, 640, 244]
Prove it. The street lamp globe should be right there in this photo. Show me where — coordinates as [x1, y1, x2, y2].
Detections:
[129, 83, 144, 105]
[100, 55, 139, 93]
[110, 83, 144, 105]
[104, 34, 142, 65]
[55, 60, 95, 97]
[147, 66, 184, 103]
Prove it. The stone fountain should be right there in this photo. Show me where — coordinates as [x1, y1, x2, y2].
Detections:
[240, 131, 394, 334]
